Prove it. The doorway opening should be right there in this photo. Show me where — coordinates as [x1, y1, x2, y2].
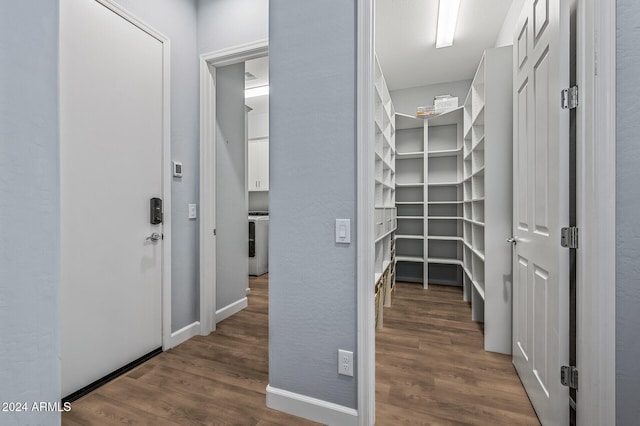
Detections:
[370, 0, 573, 424]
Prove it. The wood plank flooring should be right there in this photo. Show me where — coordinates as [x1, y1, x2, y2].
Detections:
[376, 282, 540, 425]
[62, 274, 320, 426]
[63, 277, 539, 425]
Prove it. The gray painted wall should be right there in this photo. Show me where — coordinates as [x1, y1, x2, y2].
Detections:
[390, 80, 472, 116]
[216, 63, 249, 310]
[269, 0, 357, 408]
[114, 0, 200, 331]
[197, 0, 268, 54]
[617, 0, 640, 423]
[0, 2, 61, 425]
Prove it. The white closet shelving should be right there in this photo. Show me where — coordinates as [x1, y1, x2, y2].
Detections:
[462, 46, 513, 354]
[426, 107, 465, 287]
[374, 55, 396, 328]
[394, 106, 465, 288]
[394, 113, 428, 286]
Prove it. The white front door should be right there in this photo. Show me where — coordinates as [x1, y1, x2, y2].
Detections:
[512, 0, 570, 424]
[60, 0, 165, 397]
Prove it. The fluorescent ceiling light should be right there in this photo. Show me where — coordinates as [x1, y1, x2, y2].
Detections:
[436, 0, 461, 49]
[245, 86, 269, 98]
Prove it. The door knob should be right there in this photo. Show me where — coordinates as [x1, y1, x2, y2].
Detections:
[506, 237, 517, 245]
[146, 232, 162, 242]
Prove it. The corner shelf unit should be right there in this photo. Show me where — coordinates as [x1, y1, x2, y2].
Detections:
[462, 46, 513, 354]
[394, 112, 428, 287]
[425, 107, 465, 288]
[374, 55, 397, 328]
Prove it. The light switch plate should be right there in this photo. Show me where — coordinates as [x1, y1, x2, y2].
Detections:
[335, 219, 351, 244]
[188, 203, 197, 219]
[173, 161, 183, 178]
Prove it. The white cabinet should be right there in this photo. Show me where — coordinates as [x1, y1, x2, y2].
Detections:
[248, 138, 269, 191]
[462, 46, 513, 354]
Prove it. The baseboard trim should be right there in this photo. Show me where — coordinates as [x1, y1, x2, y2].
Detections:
[266, 385, 358, 426]
[170, 321, 201, 348]
[215, 297, 248, 323]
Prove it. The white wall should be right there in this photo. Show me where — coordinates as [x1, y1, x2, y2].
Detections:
[0, 2, 61, 425]
[617, 0, 640, 422]
[249, 111, 269, 139]
[197, 0, 268, 54]
[494, 0, 525, 47]
[114, 0, 201, 331]
[269, 0, 357, 410]
[390, 79, 472, 116]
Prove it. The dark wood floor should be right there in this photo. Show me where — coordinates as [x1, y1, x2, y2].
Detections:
[376, 282, 539, 425]
[63, 274, 319, 426]
[64, 277, 539, 425]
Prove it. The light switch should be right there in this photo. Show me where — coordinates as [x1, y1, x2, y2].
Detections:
[188, 203, 197, 219]
[335, 219, 351, 244]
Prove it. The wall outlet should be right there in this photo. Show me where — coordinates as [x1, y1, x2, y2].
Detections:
[338, 349, 353, 377]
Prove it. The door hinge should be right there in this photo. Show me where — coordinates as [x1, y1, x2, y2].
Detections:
[561, 86, 579, 109]
[213, 228, 216, 236]
[561, 365, 579, 390]
[561, 226, 579, 249]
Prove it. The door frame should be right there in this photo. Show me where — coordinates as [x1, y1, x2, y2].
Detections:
[93, 0, 173, 351]
[199, 40, 268, 336]
[575, 0, 616, 423]
[356, 0, 376, 424]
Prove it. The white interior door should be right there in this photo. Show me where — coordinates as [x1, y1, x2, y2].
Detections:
[512, 0, 570, 424]
[60, 0, 164, 397]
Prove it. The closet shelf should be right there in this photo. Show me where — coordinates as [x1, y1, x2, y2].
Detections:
[472, 279, 486, 300]
[471, 166, 486, 178]
[427, 181, 463, 187]
[428, 200, 463, 205]
[395, 234, 425, 240]
[397, 216, 424, 220]
[396, 201, 425, 205]
[428, 257, 463, 266]
[375, 229, 395, 243]
[471, 247, 486, 261]
[396, 183, 424, 188]
[427, 147, 463, 158]
[464, 218, 485, 226]
[472, 135, 486, 151]
[396, 151, 424, 159]
[428, 216, 463, 220]
[428, 236, 463, 242]
[396, 255, 424, 263]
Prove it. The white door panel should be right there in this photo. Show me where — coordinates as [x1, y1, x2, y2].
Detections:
[512, 0, 570, 424]
[61, 0, 164, 397]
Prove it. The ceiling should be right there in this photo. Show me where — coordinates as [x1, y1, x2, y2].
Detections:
[375, 0, 512, 91]
[245, 56, 269, 114]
